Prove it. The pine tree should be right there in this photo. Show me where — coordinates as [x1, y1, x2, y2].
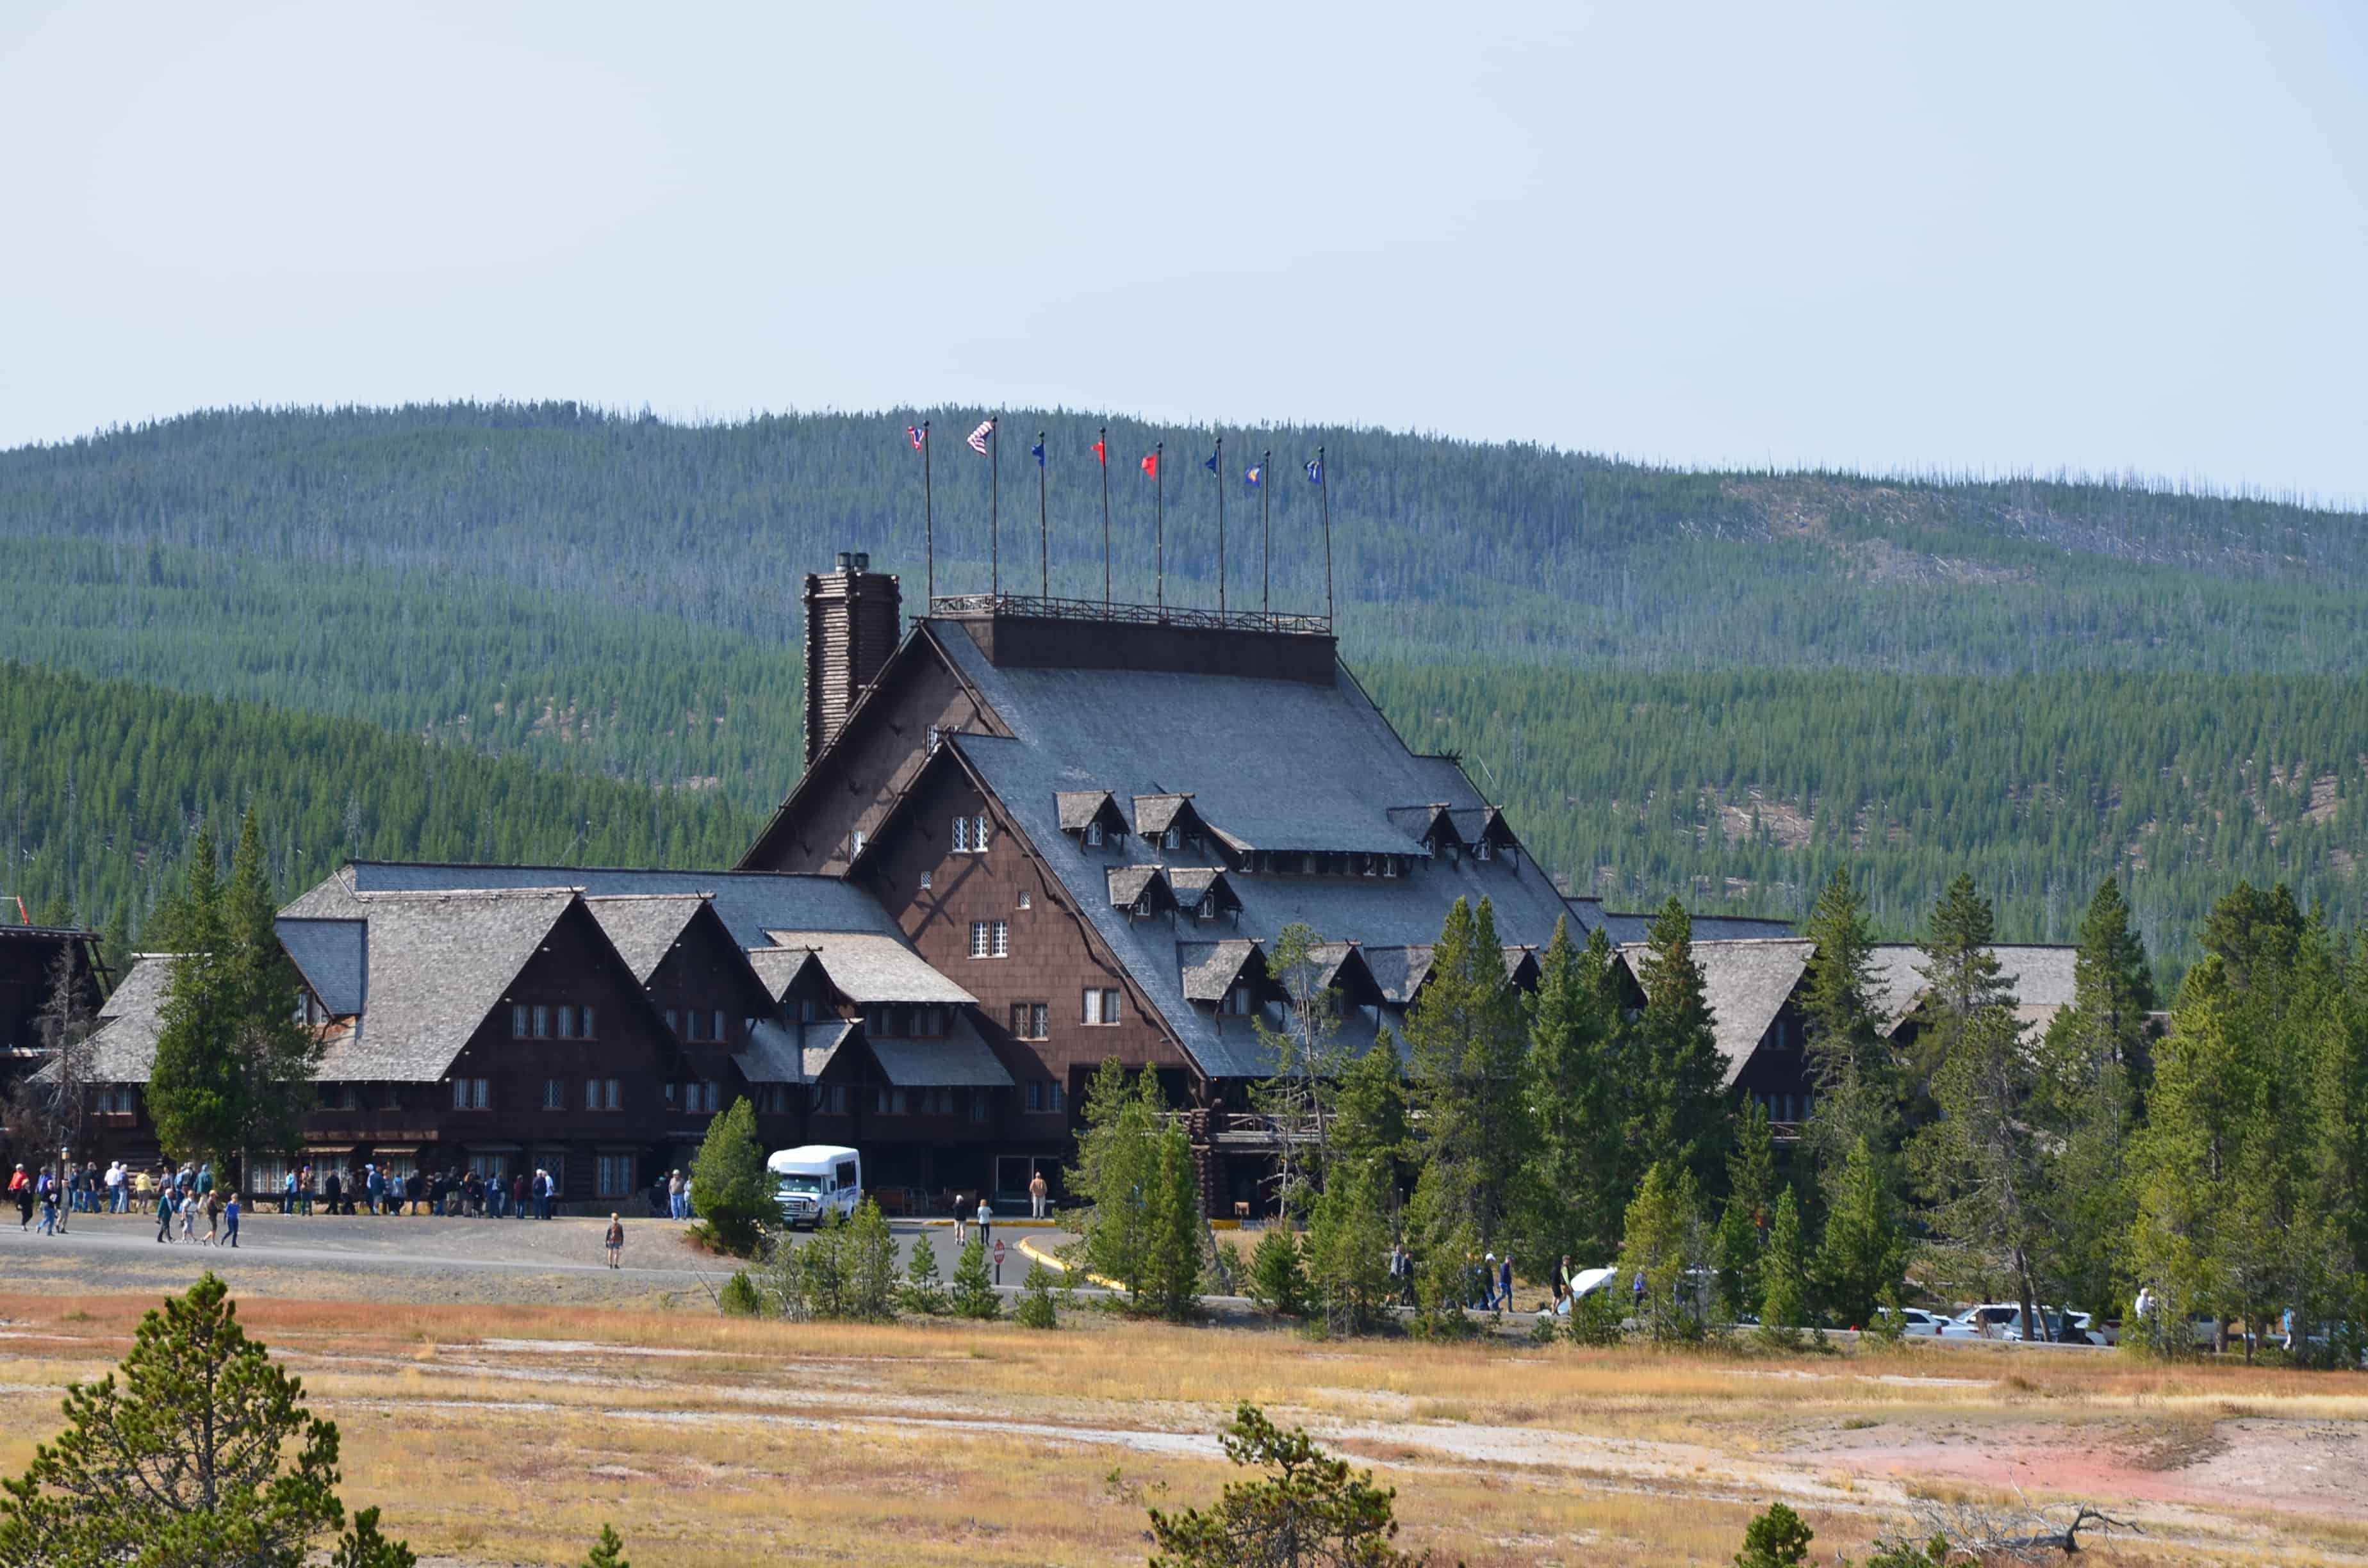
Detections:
[1070, 1059, 1160, 1298]
[1814, 1136, 1903, 1327]
[1247, 1225, 1311, 1318]
[950, 1237, 1000, 1320]
[1617, 1161, 1706, 1343]
[0, 1272, 388, 1567]
[900, 1225, 949, 1315]
[222, 807, 322, 1169]
[1629, 898, 1731, 1193]
[147, 824, 243, 1164]
[1329, 1030, 1408, 1182]
[1759, 1187, 1806, 1336]
[843, 1198, 898, 1321]
[1146, 1404, 1430, 1568]
[1404, 897, 1534, 1329]
[1304, 1152, 1395, 1336]
[1014, 1261, 1062, 1329]
[1251, 922, 1344, 1218]
[1712, 1102, 1777, 1322]
[1140, 1120, 1206, 1323]
[582, 1523, 629, 1568]
[1910, 1004, 2048, 1341]
[1800, 867, 1900, 1204]
[1518, 917, 1624, 1266]
[1908, 873, 2014, 1090]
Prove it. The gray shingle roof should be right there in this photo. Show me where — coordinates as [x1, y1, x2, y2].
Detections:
[1619, 938, 1813, 1088]
[582, 895, 709, 984]
[1106, 865, 1171, 911]
[82, 954, 180, 1082]
[1178, 939, 1261, 1003]
[1866, 943, 2082, 1034]
[745, 945, 825, 1002]
[929, 626, 1597, 1077]
[759, 931, 978, 1006]
[333, 862, 901, 952]
[802, 1018, 857, 1079]
[1133, 794, 1197, 837]
[1166, 867, 1237, 913]
[736, 1019, 810, 1084]
[869, 1016, 1013, 1088]
[1057, 790, 1119, 831]
[276, 919, 366, 1016]
[1360, 945, 1435, 1006]
[1595, 910, 1799, 944]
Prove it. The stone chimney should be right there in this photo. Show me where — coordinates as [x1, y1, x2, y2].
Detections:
[803, 551, 901, 764]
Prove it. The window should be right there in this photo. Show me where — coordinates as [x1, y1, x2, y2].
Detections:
[1051, 1082, 1067, 1113]
[1221, 984, 1253, 1016]
[974, 920, 1008, 958]
[1017, 890, 1032, 910]
[98, 1086, 136, 1115]
[686, 1009, 706, 1041]
[665, 1081, 677, 1104]
[604, 1079, 621, 1111]
[1084, 988, 1121, 1025]
[928, 724, 943, 753]
[1196, 898, 1217, 922]
[951, 816, 971, 853]
[1085, 821, 1103, 847]
[596, 1156, 636, 1199]
[970, 921, 991, 959]
[973, 814, 991, 851]
[555, 1004, 575, 1038]
[712, 1008, 727, 1043]
[580, 1006, 595, 1039]
[512, 1004, 529, 1038]
[666, 1008, 680, 1036]
[1010, 1001, 1049, 1040]
[1475, 839, 1493, 862]
[992, 920, 1009, 958]
[969, 1090, 989, 1123]
[1027, 1080, 1044, 1112]
[1163, 827, 1180, 849]
[586, 1079, 601, 1111]
[851, 828, 867, 856]
[452, 1077, 489, 1110]
[1382, 857, 1399, 878]
[919, 870, 932, 890]
[532, 1004, 550, 1038]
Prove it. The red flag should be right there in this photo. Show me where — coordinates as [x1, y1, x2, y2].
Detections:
[1092, 439, 1106, 466]
[1139, 452, 1158, 480]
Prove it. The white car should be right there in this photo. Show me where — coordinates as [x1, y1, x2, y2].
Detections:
[1871, 1305, 1946, 1337]
[1941, 1303, 2098, 1344]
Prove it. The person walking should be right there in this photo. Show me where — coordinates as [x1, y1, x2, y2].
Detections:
[177, 1189, 199, 1242]
[1028, 1169, 1048, 1220]
[974, 1196, 992, 1254]
[667, 1170, 686, 1221]
[535, 1168, 554, 1221]
[224, 1191, 242, 1248]
[202, 1188, 224, 1246]
[37, 1174, 58, 1236]
[953, 1194, 969, 1246]
[155, 1183, 176, 1243]
[51, 1168, 69, 1236]
[106, 1161, 125, 1213]
[512, 1170, 529, 1220]
[1499, 1253, 1515, 1314]
[297, 1162, 314, 1216]
[10, 1164, 29, 1230]
[604, 1213, 625, 1269]
[324, 1168, 343, 1214]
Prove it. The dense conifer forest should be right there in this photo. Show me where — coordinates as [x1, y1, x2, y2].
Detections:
[2, 402, 2360, 961]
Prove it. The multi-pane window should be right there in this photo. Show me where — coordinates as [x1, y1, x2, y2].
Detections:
[712, 1008, 727, 1043]
[666, 1009, 680, 1036]
[1050, 1082, 1067, 1113]
[543, 1078, 564, 1110]
[1010, 1001, 1049, 1040]
[586, 1078, 601, 1111]
[972, 921, 1010, 959]
[1083, 988, 1122, 1025]
[451, 1077, 489, 1109]
[686, 1010, 706, 1041]
[951, 816, 971, 854]
[604, 1078, 621, 1111]
[532, 1005, 550, 1038]
[851, 828, 867, 856]
[919, 870, 932, 890]
[1027, 1080, 1044, 1112]
[991, 920, 1009, 957]
[580, 1006, 595, 1039]
[968, 1090, 989, 1123]
[1221, 984, 1253, 1016]
[1017, 891, 1032, 910]
[1163, 827, 1180, 849]
[512, 1005, 529, 1038]
[973, 814, 991, 851]
[1085, 821, 1103, 847]
[596, 1156, 636, 1199]
[555, 1004, 575, 1038]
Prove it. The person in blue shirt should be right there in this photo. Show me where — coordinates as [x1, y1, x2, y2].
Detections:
[224, 1192, 242, 1248]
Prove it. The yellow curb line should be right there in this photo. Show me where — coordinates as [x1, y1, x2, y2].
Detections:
[1018, 1236, 1128, 1293]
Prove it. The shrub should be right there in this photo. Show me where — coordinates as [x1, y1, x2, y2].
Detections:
[899, 1226, 950, 1315]
[1147, 1403, 1433, 1566]
[688, 1097, 771, 1255]
[1015, 1261, 1061, 1329]
[1734, 1501, 1815, 1568]
[1247, 1226, 1311, 1318]
[950, 1237, 1000, 1320]
[718, 1270, 762, 1317]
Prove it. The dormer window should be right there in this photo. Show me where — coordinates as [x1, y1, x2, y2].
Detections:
[851, 828, 867, 856]
[1085, 821, 1104, 847]
[1383, 857, 1400, 878]
[1475, 839, 1492, 862]
[1163, 827, 1181, 850]
[1221, 984, 1253, 1016]
[1196, 899, 1217, 922]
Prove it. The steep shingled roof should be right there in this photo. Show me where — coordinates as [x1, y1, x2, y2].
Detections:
[1866, 943, 2082, 1035]
[1106, 865, 1173, 913]
[1620, 937, 1815, 1088]
[276, 918, 366, 1017]
[869, 1015, 1013, 1088]
[332, 862, 901, 952]
[1057, 790, 1121, 831]
[1178, 939, 1262, 1003]
[582, 894, 711, 984]
[81, 954, 181, 1083]
[760, 930, 978, 1006]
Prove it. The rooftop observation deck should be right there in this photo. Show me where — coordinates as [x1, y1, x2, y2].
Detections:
[925, 594, 1338, 682]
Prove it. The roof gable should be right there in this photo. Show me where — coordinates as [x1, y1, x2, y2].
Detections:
[582, 894, 709, 983]
[760, 929, 978, 1006]
[1619, 937, 1814, 1088]
[275, 917, 366, 1017]
[1178, 938, 1263, 1003]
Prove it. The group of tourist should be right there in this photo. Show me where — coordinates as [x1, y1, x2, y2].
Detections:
[10, 1159, 571, 1226]
[297, 1163, 563, 1219]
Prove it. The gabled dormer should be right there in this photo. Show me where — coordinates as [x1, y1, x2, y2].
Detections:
[1167, 867, 1244, 928]
[1452, 806, 1521, 869]
[1386, 803, 1465, 860]
[1179, 938, 1270, 1024]
[1107, 865, 1180, 922]
[1057, 790, 1130, 851]
[1133, 792, 1213, 854]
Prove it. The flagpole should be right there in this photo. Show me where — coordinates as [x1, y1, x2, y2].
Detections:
[1261, 448, 1271, 623]
[1215, 434, 1226, 617]
[1037, 429, 1048, 601]
[1319, 443, 1333, 629]
[923, 420, 933, 605]
[1099, 425, 1110, 614]
[1155, 440, 1165, 619]
[990, 418, 999, 600]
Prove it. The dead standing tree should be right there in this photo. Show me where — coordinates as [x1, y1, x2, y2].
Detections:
[5, 946, 97, 1177]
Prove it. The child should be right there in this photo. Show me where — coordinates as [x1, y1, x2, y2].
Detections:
[604, 1213, 625, 1270]
[224, 1192, 242, 1249]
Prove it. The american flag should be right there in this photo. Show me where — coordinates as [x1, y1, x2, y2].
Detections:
[967, 419, 994, 455]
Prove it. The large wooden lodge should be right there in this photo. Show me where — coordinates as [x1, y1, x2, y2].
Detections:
[41, 556, 2082, 1213]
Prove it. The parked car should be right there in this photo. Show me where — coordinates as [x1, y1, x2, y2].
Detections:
[1940, 1303, 2101, 1343]
[1871, 1305, 1948, 1337]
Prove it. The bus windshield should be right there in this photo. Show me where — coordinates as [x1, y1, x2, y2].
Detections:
[776, 1174, 823, 1196]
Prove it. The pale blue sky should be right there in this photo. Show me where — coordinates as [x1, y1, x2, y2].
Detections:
[4, 1, 2364, 499]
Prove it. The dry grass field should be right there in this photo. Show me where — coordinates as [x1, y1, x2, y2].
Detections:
[5, 1289, 2368, 1566]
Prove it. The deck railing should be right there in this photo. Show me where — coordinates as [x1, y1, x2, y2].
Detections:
[928, 592, 1330, 637]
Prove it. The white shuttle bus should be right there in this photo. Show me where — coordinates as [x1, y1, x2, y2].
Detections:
[767, 1145, 862, 1229]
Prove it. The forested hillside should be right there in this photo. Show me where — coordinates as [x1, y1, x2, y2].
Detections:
[0, 660, 758, 943]
[3, 402, 2361, 964]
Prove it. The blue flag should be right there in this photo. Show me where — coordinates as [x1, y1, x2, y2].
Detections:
[1031, 439, 1045, 468]
[1204, 451, 1219, 475]
[1244, 464, 1262, 487]
[1304, 457, 1324, 485]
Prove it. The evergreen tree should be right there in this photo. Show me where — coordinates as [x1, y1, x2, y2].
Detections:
[1814, 1136, 1904, 1327]
[1140, 1119, 1206, 1323]
[1304, 1152, 1395, 1337]
[582, 1523, 629, 1568]
[1629, 897, 1731, 1194]
[1403, 897, 1531, 1333]
[688, 1097, 770, 1255]
[1147, 1404, 1433, 1568]
[1247, 1225, 1311, 1318]
[1907, 872, 2014, 1091]
[899, 1225, 949, 1315]
[1734, 1501, 1816, 1568]
[147, 824, 243, 1164]
[1909, 1002, 2048, 1342]
[950, 1237, 1000, 1320]
[0, 1272, 404, 1567]
[843, 1198, 899, 1321]
[1618, 1161, 1706, 1343]
[1014, 1261, 1062, 1330]
[1518, 917, 1624, 1266]
[1800, 867, 1900, 1204]
[1069, 1061, 1162, 1300]
[1328, 1031, 1408, 1186]
[1759, 1187, 1807, 1335]
[1712, 1102, 1777, 1322]
[222, 807, 322, 1168]
[2035, 877, 2157, 1319]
